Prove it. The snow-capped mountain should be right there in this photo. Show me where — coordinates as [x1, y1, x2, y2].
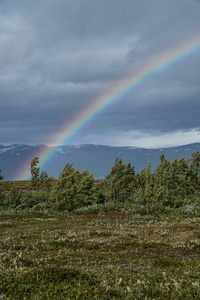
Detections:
[0, 143, 200, 181]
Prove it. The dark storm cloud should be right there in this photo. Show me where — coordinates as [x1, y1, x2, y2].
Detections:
[0, 0, 200, 147]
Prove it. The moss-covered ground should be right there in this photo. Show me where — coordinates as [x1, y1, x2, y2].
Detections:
[0, 211, 200, 299]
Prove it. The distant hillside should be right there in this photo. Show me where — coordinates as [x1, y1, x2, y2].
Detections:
[0, 143, 200, 181]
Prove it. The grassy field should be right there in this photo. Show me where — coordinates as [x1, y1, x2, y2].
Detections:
[0, 211, 200, 299]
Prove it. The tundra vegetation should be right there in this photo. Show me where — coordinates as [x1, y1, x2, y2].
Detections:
[0, 151, 200, 299]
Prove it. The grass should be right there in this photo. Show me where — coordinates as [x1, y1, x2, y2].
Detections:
[0, 211, 200, 299]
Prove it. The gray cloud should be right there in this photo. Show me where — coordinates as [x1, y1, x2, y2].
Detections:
[0, 0, 200, 147]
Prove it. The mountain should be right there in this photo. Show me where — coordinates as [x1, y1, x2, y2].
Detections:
[0, 143, 200, 181]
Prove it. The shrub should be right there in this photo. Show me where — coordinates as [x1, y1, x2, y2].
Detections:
[16, 190, 52, 210]
[53, 164, 101, 211]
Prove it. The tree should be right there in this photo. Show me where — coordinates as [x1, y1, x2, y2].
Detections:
[101, 157, 135, 203]
[153, 155, 192, 209]
[78, 169, 100, 206]
[54, 164, 100, 211]
[30, 157, 40, 189]
[39, 170, 54, 190]
[169, 157, 192, 198]
[135, 162, 154, 213]
[153, 154, 171, 208]
[30, 157, 53, 190]
[188, 150, 200, 193]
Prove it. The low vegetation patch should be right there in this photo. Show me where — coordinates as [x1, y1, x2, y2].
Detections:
[0, 211, 200, 299]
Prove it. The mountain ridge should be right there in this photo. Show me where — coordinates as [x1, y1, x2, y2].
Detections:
[0, 143, 200, 181]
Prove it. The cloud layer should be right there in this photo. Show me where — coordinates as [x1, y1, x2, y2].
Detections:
[0, 0, 200, 148]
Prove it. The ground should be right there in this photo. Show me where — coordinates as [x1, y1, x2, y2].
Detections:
[0, 211, 200, 299]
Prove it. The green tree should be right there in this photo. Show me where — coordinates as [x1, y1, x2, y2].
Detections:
[30, 157, 40, 189]
[169, 157, 192, 198]
[188, 150, 200, 193]
[101, 157, 135, 203]
[30, 157, 53, 190]
[40, 170, 54, 190]
[153, 154, 171, 208]
[153, 155, 192, 209]
[77, 169, 100, 206]
[135, 162, 154, 213]
[54, 164, 100, 211]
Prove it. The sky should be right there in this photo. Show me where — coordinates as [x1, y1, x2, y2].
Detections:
[0, 0, 200, 149]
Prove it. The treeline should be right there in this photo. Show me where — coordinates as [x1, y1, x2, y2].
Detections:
[0, 150, 200, 215]
[101, 152, 200, 214]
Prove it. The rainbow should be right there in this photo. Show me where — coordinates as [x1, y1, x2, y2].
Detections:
[16, 33, 200, 180]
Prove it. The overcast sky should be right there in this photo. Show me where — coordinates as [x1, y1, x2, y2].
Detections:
[0, 0, 200, 149]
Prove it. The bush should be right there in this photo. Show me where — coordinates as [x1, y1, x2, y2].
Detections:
[17, 190, 53, 210]
[53, 164, 101, 211]
[74, 200, 134, 214]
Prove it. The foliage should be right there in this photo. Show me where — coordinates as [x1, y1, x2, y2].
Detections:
[135, 162, 154, 213]
[7, 185, 22, 208]
[30, 157, 54, 190]
[53, 164, 100, 211]
[188, 150, 200, 193]
[0, 187, 53, 211]
[30, 157, 40, 188]
[101, 157, 135, 203]
[133, 154, 199, 213]
[153, 155, 192, 207]
[17, 190, 53, 210]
